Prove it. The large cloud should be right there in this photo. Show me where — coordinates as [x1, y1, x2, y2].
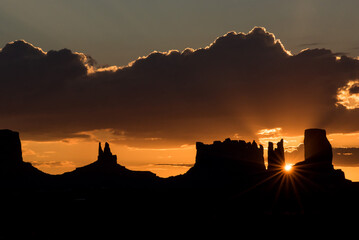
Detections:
[1, 27, 359, 146]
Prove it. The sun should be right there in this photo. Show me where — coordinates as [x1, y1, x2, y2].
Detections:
[284, 164, 293, 172]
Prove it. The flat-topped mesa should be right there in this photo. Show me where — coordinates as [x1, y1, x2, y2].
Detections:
[97, 142, 117, 165]
[0, 129, 23, 167]
[194, 138, 266, 175]
[267, 139, 285, 171]
[0, 129, 45, 178]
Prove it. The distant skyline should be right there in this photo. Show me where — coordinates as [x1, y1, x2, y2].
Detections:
[2, 0, 359, 179]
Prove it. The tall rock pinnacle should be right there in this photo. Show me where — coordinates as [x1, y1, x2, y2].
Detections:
[98, 142, 104, 156]
[267, 139, 285, 171]
[97, 142, 117, 165]
[104, 142, 112, 156]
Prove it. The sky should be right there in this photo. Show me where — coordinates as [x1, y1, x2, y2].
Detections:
[1, 0, 359, 179]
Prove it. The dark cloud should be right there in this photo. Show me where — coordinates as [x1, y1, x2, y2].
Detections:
[1, 27, 359, 146]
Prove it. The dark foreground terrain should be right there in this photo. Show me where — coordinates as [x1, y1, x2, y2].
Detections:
[1, 129, 359, 237]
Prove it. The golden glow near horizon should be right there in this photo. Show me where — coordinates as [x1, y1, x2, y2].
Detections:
[22, 139, 195, 178]
[21, 128, 359, 180]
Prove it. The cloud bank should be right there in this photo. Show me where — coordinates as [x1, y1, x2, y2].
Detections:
[1, 27, 359, 146]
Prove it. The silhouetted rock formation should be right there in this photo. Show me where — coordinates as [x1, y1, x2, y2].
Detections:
[185, 138, 265, 186]
[2, 127, 359, 232]
[97, 142, 117, 165]
[0, 129, 23, 166]
[0, 129, 45, 180]
[72, 142, 118, 171]
[70, 141, 126, 174]
[267, 139, 285, 171]
[64, 142, 157, 187]
[304, 129, 333, 170]
[294, 128, 346, 183]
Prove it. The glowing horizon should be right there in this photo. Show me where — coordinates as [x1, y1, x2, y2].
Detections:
[21, 127, 359, 181]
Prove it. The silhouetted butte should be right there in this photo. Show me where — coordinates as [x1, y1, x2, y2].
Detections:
[294, 128, 346, 183]
[0, 129, 45, 181]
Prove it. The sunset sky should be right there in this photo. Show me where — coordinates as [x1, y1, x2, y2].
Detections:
[1, 0, 359, 180]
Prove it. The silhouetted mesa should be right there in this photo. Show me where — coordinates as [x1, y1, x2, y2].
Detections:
[294, 128, 346, 182]
[0, 129, 45, 178]
[187, 138, 265, 180]
[0, 129, 23, 166]
[267, 139, 285, 171]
